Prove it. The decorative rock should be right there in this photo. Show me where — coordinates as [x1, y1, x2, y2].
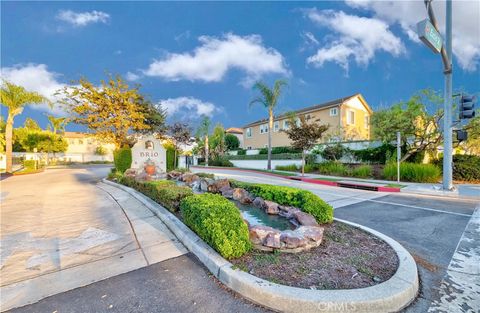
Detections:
[296, 226, 324, 242]
[264, 200, 279, 215]
[124, 168, 137, 178]
[135, 172, 152, 182]
[182, 173, 200, 185]
[277, 206, 300, 219]
[293, 211, 319, 227]
[220, 186, 234, 199]
[200, 178, 214, 192]
[232, 188, 252, 204]
[280, 231, 308, 248]
[249, 225, 279, 245]
[167, 170, 182, 179]
[252, 197, 265, 208]
[264, 232, 281, 248]
[214, 179, 230, 190]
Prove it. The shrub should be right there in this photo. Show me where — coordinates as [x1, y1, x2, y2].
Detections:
[180, 193, 251, 259]
[107, 168, 123, 181]
[23, 160, 37, 170]
[351, 165, 373, 178]
[231, 181, 333, 224]
[166, 148, 175, 171]
[227, 153, 303, 160]
[320, 144, 347, 161]
[237, 149, 246, 155]
[383, 162, 441, 183]
[303, 163, 318, 173]
[196, 172, 215, 179]
[114, 147, 132, 173]
[317, 161, 348, 176]
[275, 164, 298, 172]
[209, 156, 234, 167]
[433, 155, 480, 182]
[353, 144, 397, 164]
[259, 147, 268, 154]
[271, 146, 302, 154]
[225, 134, 240, 150]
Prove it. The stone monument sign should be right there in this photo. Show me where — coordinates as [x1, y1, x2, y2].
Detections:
[131, 135, 166, 174]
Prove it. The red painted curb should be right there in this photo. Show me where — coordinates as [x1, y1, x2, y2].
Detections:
[191, 166, 400, 192]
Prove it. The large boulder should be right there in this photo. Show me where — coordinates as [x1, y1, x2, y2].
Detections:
[232, 188, 252, 204]
[249, 225, 279, 245]
[167, 170, 182, 179]
[278, 206, 300, 219]
[296, 226, 324, 242]
[293, 211, 319, 227]
[207, 179, 231, 193]
[182, 173, 200, 185]
[264, 200, 279, 215]
[220, 186, 234, 199]
[280, 230, 308, 248]
[252, 197, 265, 208]
[124, 168, 137, 178]
[264, 232, 281, 248]
[200, 178, 214, 192]
[135, 172, 152, 182]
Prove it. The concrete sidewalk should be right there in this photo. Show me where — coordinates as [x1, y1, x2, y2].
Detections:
[0, 169, 186, 311]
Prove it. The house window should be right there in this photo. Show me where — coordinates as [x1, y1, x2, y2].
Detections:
[246, 128, 252, 138]
[330, 108, 338, 116]
[364, 116, 370, 129]
[347, 110, 355, 125]
[260, 124, 269, 134]
[274, 121, 279, 132]
[283, 120, 290, 130]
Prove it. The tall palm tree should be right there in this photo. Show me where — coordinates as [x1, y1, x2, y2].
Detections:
[46, 115, 69, 134]
[0, 81, 46, 173]
[250, 79, 288, 170]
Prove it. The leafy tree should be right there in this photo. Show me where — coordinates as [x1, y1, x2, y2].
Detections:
[139, 100, 167, 135]
[463, 116, 480, 155]
[320, 143, 347, 161]
[209, 124, 226, 158]
[13, 128, 67, 153]
[250, 79, 288, 170]
[282, 115, 329, 176]
[59, 75, 165, 148]
[195, 115, 211, 165]
[46, 115, 69, 134]
[1, 81, 47, 173]
[0, 117, 5, 153]
[168, 122, 192, 168]
[24, 118, 42, 131]
[371, 89, 444, 162]
[225, 133, 240, 150]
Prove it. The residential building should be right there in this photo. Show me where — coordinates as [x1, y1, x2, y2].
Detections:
[242, 93, 372, 149]
[61, 132, 116, 162]
[225, 127, 244, 148]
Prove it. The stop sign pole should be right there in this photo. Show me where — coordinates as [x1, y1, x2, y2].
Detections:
[420, 0, 453, 190]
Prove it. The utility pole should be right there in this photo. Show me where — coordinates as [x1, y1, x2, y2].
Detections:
[422, 0, 453, 190]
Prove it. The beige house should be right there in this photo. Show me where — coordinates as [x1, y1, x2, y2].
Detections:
[225, 127, 244, 148]
[242, 94, 373, 149]
[61, 132, 116, 162]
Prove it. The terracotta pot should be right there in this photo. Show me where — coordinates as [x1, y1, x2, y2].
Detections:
[144, 165, 156, 175]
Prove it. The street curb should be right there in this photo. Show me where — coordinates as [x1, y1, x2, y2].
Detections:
[103, 179, 419, 313]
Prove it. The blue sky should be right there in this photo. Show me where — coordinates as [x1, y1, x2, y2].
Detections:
[1, 1, 479, 132]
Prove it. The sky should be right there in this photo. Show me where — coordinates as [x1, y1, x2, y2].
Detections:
[1, 1, 479, 132]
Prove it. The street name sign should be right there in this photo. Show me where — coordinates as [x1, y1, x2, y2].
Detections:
[417, 19, 443, 53]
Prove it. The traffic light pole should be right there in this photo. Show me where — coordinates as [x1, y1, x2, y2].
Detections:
[424, 0, 453, 190]
[443, 0, 453, 190]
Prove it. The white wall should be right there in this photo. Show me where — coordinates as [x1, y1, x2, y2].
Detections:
[230, 159, 302, 170]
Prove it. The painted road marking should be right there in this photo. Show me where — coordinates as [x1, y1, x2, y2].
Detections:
[428, 206, 480, 312]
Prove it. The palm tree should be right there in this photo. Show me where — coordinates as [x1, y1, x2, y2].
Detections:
[46, 115, 69, 134]
[250, 79, 288, 170]
[0, 81, 46, 173]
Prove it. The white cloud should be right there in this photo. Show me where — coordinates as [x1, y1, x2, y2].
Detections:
[143, 33, 288, 86]
[346, 0, 480, 71]
[302, 31, 320, 46]
[0, 63, 67, 115]
[56, 10, 110, 27]
[159, 97, 219, 118]
[125, 71, 140, 82]
[305, 9, 405, 73]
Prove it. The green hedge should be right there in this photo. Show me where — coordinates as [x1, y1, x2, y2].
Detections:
[209, 156, 234, 167]
[114, 148, 132, 173]
[275, 164, 298, 171]
[23, 160, 37, 170]
[180, 193, 251, 259]
[433, 155, 480, 182]
[351, 165, 373, 178]
[119, 176, 193, 212]
[166, 148, 175, 171]
[352, 144, 397, 164]
[231, 181, 333, 224]
[227, 153, 303, 160]
[317, 161, 348, 176]
[383, 162, 441, 183]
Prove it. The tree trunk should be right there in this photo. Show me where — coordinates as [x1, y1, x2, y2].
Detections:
[301, 151, 305, 177]
[205, 135, 209, 167]
[5, 113, 14, 173]
[267, 108, 273, 170]
[174, 149, 177, 169]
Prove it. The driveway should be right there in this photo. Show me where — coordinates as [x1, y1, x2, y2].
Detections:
[191, 167, 480, 313]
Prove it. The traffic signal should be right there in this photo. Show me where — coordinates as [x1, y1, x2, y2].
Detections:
[456, 129, 468, 142]
[459, 95, 476, 120]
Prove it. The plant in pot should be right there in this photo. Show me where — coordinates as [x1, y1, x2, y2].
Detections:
[144, 159, 156, 175]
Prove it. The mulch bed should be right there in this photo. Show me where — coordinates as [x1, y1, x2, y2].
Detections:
[231, 221, 398, 290]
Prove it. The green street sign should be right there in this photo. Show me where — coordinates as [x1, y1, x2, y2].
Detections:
[417, 19, 443, 54]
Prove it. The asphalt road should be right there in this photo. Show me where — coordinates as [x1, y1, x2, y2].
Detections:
[4, 166, 479, 312]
